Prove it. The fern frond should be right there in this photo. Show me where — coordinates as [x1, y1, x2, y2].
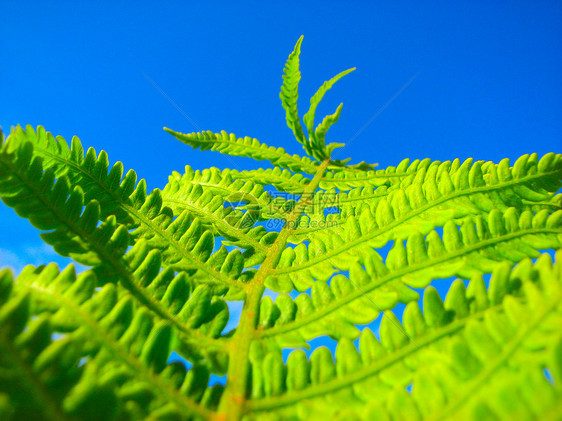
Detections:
[303, 67, 355, 159]
[230, 167, 312, 193]
[20, 262, 229, 352]
[246, 252, 562, 420]
[164, 128, 319, 174]
[294, 154, 562, 247]
[0, 139, 238, 368]
[1, 126, 247, 295]
[273, 207, 561, 291]
[258, 209, 561, 352]
[2, 36, 561, 421]
[128, 193, 247, 294]
[162, 165, 280, 258]
[279, 35, 310, 156]
[0, 269, 121, 420]
[320, 157, 436, 190]
[161, 153, 561, 257]
[6, 125, 139, 227]
[321, 153, 562, 196]
[1, 266, 223, 420]
[16, 264, 226, 413]
[314, 103, 346, 159]
[164, 164, 311, 200]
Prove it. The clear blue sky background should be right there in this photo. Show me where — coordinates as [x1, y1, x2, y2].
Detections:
[1, 1, 561, 371]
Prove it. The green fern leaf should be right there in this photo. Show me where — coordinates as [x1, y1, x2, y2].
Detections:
[164, 128, 319, 174]
[303, 67, 355, 158]
[247, 253, 562, 420]
[1, 36, 560, 421]
[1, 126, 248, 296]
[279, 35, 310, 155]
[0, 271, 121, 420]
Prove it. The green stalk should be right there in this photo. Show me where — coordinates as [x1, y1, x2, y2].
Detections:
[218, 159, 330, 421]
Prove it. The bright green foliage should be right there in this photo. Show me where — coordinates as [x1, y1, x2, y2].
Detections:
[0, 37, 561, 421]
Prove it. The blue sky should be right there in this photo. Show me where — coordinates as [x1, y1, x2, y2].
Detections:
[1, 1, 561, 368]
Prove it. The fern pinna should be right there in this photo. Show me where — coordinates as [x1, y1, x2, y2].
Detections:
[0, 36, 561, 421]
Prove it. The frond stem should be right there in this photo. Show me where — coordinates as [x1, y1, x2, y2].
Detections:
[218, 159, 331, 421]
